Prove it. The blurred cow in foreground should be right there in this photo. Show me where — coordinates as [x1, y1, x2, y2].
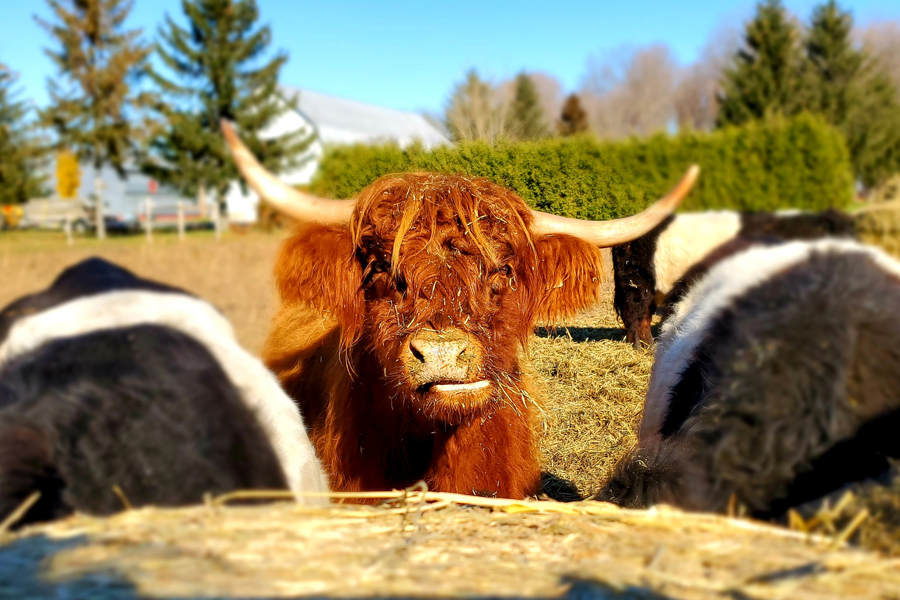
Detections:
[224, 122, 698, 499]
[0, 258, 328, 527]
[601, 239, 900, 519]
[612, 209, 857, 348]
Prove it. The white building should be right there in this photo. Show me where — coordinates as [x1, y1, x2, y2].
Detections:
[225, 87, 450, 223]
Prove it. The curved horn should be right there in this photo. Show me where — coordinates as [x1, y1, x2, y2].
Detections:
[221, 120, 356, 224]
[531, 165, 700, 247]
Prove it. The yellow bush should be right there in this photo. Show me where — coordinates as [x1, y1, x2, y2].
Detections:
[56, 151, 81, 199]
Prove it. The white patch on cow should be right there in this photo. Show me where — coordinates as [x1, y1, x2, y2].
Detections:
[639, 238, 900, 446]
[652, 211, 743, 295]
[0, 291, 330, 504]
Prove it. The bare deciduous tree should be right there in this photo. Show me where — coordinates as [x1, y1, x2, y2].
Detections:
[528, 71, 564, 132]
[674, 25, 740, 131]
[445, 69, 514, 143]
[580, 44, 677, 139]
[859, 21, 900, 101]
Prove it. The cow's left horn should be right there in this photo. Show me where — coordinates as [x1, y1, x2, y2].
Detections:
[221, 120, 356, 224]
[531, 165, 699, 247]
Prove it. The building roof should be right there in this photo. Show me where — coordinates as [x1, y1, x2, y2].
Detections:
[280, 86, 449, 149]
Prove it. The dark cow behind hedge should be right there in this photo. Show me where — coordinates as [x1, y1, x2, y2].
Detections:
[612, 209, 857, 348]
[600, 239, 900, 519]
[0, 258, 328, 527]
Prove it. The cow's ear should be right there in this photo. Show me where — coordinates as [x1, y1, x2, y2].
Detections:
[274, 224, 364, 329]
[526, 234, 606, 324]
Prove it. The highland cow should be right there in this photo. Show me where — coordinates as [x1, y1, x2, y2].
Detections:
[224, 122, 698, 499]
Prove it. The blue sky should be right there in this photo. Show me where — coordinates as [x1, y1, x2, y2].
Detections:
[1, 0, 898, 114]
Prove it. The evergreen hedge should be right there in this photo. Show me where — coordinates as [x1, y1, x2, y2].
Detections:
[310, 114, 854, 219]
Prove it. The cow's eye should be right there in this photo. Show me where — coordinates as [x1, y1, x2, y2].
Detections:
[498, 264, 512, 277]
[363, 260, 391, 287]
[394, 273, 408, 294]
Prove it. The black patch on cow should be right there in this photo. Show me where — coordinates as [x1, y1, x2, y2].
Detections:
[612, 215, 674, 348]
[604, 248, 900, 517]
[760, 407, 900, 518]
[659, 359, 709, 439]
[738, 209, 856, 240]
[0, 258, 189, 344]
[0, 325, 288, 528]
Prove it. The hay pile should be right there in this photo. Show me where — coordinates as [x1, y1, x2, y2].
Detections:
[3, 493, 899, 599]
[534, 302, 651, 498]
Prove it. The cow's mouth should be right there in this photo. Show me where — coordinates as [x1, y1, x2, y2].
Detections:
[433, 380, 490, 393]
[420, 380, 491, 394]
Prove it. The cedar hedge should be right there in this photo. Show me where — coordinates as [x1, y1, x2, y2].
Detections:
[310, 114, 854, 219]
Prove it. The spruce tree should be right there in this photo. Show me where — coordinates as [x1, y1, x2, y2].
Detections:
[803, 1, 859, 122]
[717, 0, 804, 126]
[804, 0, 900, 187]
[37, 0, 150, 176]
[145, 0, 314, 202]
[0, 66, 48, 205]
[557, 94, 589, 136]
[507, 72, 546, 140]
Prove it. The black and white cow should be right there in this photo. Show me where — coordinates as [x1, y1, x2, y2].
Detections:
[600, 239, 900, 518]
[0, 258, 329, 527]
[612, 209, 857, 348]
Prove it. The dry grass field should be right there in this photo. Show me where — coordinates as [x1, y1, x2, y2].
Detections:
[2, 225, 899, 599]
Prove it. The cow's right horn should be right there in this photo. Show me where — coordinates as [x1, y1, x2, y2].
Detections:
[530, 165, 699, 247]
[222, 120, 355, 224]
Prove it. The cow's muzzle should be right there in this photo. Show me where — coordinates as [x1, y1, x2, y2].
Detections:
[403, 328, 486, 393]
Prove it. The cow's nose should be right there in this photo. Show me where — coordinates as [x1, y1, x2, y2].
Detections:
[409, 337, 468, 369]
[406, 329, 471, 384]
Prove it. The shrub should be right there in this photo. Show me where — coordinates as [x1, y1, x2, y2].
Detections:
[311, 113, 854, 219]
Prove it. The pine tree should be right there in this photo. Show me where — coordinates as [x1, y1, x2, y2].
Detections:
[144, 0, 314, 202]
[0, 66, 48, 205]
[37, 0, 150, 176]
[804, 0, 900, 187]
[557, 94, 589, 136]
[717, 0, 804, 126]
[56, 150, 81, 199]
[507, 72, 546, 140]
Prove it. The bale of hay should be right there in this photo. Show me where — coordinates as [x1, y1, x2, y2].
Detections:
[2, 493, 898, 600]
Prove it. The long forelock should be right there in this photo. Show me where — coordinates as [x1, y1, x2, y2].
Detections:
[349, 173, 536, 273]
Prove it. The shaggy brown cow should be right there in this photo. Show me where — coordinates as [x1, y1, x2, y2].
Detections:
[223, 122, 697, 499]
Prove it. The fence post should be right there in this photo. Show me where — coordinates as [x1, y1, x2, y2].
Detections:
[64, 217, 73, 246]
[95, 176, 106, 240]
[213, 200, 222, 241]
[177, 200, 185, 241]
[145, 196, 153, 244]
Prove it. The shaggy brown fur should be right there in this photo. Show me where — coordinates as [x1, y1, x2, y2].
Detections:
[264, 174, 605, 498]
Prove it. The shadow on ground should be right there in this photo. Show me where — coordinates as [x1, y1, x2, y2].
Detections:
[535, 326, 626, 343]
[534, 325, 662, 344]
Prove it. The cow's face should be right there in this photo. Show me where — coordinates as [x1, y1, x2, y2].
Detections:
[275, 174, 605, 422]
